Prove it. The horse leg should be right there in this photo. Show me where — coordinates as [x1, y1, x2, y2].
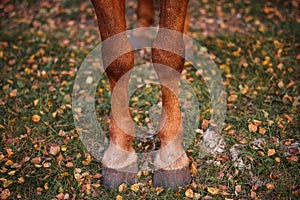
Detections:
[151, 0, 190, 189]
[91, 0, 137, 188]
[137, 0, 155, 27]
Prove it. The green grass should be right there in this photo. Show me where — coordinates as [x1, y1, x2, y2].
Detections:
[0, 0, 299, 199]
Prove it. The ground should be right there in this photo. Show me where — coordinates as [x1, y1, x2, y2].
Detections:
[0, 0, 299, 199]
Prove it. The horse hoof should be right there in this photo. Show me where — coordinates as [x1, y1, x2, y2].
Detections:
[153, 166, 191, 189]
[102, 164, 138, 189]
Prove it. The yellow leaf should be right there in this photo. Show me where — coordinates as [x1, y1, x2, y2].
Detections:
[44, 182, 49, 190]
[3, 179, 13, 188]
[52, 111, 57, 118]
[130, 183, 140, 193]
[43, 162, 51, 168]
[185, 188, 194, 198]
[7, 170, 16, 176]
[258, 151, 265, 157]
[61, 145, 67, 151]
[207, 187, 220, 195]
[31, 114, 41, 123]
[34, 99, 39, 107]
[116, 195, 123, 200]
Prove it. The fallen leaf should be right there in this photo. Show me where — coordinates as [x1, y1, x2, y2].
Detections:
[0, 189, 11, 200]
[118, 183, 127, 193]
[266, 183, 275, 190]
[248, 123, 258, 133]
[227, 94, 238, 102]
[130, 183, 140, 193]
[49, 145, 60, 156]
[34, 99, 39, 106]
[207, 187, 220, 195]
[190, 162, 198, 175]
[31, 114, 41, 123]
[116, 195, 123, 200]
[31, 157, 41, 164]
[185, 188, 194, 198]
[267, 149, 276, 156]
[235, 185, 242, 193]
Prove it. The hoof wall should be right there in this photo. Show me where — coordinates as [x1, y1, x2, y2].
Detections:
[102, 165, 137, 189]
[153, 166, 191, 189]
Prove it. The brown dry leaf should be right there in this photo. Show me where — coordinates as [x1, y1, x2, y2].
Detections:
[155, 187, 164, 195]
[283, 114, 293, 123]
[289, 155, 299, 162]
[18, 177, 25, 183]
[277, 80, 284, 88]
[56, 193, 65, 200]
[207, 187, 220, 195]
[118, 183, 127, 193]
[65, 162, 73, 168]
[267, 149, 276, 156]
[31, 114, 41, 123]
[250, 190, 257, 199]
[201, 119, 210, 130]
[56, 153, 64, 165]
[31, 157, 41, 164]
[49, 145, 60, 156]
[235, 185, 242, 194]
[185, 188, 194, 198]
[9, 89, 17, 98]
[190, 162, 198, 175]
[0, 189, 11, 200]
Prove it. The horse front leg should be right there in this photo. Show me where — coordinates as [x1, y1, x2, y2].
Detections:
[151, 0, 190, 189]
[91, 0, 137, 188]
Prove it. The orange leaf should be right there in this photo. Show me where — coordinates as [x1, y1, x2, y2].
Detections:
[267, 149, 276, 156]
[266, 183, 275, 190]
[31, 114, 41, 123]
[248, 123, 258, 133]
[185, 188, 194, 198]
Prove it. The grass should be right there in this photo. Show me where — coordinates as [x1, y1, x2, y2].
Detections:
[0, 0, 299, 199]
